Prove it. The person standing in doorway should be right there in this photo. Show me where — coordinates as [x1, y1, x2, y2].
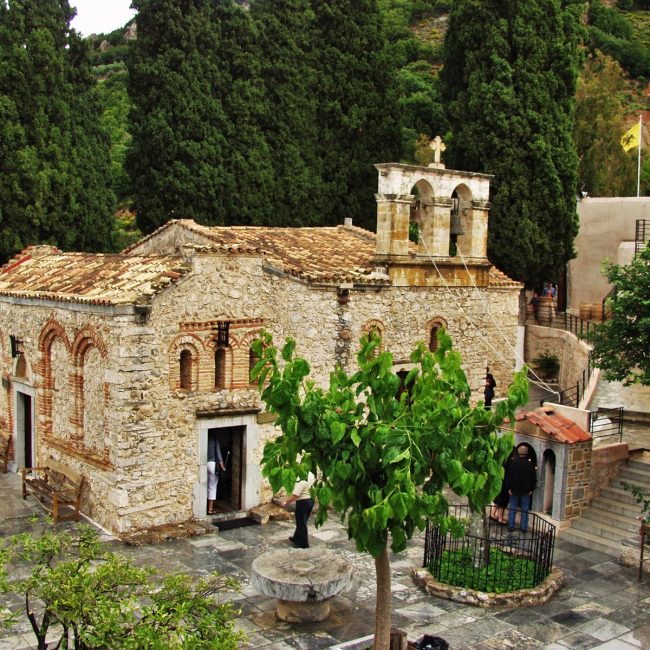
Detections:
[505, 444, 537, 532]
[207, 432, 226, 515]
[282, 472, 316, 548]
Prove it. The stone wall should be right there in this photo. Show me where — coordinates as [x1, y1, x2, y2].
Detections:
[525, 325, 591, 390]
[563, 441, 593, 519]
[0, 247, 520, 534]
[588, 443, 629, 502]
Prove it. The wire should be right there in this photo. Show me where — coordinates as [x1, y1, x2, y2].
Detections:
[417, 234, 557, 395]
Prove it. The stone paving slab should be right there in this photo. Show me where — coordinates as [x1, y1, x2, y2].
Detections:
[2, 471, 650, 649]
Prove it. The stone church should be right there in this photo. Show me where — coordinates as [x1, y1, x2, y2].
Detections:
[0, 158, 521, 535]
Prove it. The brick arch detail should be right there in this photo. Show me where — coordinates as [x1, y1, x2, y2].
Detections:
[168, 335, 204, 392]
[426, 317, 448, 352]
[71, 327, 108, 365]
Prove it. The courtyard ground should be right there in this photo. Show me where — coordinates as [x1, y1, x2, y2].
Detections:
[2, 468, 650, 650]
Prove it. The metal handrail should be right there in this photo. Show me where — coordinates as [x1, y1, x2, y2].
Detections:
[636, 219, 650, 255]
[589, 406, 624, 444]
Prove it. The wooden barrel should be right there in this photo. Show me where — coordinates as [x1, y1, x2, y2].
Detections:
[590, 303, 602, 321]
[579, 303, 591, 320]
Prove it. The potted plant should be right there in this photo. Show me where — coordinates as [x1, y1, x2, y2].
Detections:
[532, 351, 560, 381]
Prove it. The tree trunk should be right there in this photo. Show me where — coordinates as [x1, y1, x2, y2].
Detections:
[373, 542, 391, 650]
[468, 509, 490, 567]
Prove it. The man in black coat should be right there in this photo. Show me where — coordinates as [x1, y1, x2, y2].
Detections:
[506, 444, 537, 532]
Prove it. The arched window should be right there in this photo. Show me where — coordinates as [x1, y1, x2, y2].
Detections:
[249, 347, 259, 385]
[215, 348, 227, 390]
[429, 326, 439, 352]
[180, 350, 193, 390]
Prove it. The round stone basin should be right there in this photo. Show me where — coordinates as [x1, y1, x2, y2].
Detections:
[252, 548, 352, 623]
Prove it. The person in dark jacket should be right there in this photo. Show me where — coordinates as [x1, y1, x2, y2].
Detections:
[505, 444, 537, 532]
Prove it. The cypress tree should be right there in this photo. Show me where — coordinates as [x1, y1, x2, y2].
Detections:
[127, 0, 273, 233]
[440, 0, 583, 287]
[0, 0, 115, 261]
[309, 0, 401, 230]
[250, 0, 323, 226]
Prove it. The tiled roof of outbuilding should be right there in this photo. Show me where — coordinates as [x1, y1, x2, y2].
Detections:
[0, 246, 191, 306]
[515, 407, 591, 443]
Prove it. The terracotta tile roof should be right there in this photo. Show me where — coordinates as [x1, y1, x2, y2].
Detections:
[128, 220, 518, 287]
[515, 407, 591, 444]
[133, 219, 389, 285]
[0, 246, 190, 306]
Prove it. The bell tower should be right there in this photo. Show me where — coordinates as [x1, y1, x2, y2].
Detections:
[374, 138, 493, 287]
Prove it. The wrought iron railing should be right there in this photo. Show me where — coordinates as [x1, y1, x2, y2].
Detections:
[540, 355, 595, 408]
[589, 406, 624, 444]
[636, 219, 650, 255]
[424, 506, 556, 593]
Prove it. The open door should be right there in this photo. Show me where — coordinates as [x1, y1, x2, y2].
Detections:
[208, 425, 244, 513]
[16, 391, 33, 468]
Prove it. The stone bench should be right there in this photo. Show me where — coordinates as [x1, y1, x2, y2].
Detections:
[251, 547, 352, 623]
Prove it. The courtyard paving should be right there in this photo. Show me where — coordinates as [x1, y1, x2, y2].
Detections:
[1, 470, 650, 650]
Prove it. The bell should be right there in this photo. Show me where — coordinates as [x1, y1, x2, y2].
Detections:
[450, 212, 464, 236]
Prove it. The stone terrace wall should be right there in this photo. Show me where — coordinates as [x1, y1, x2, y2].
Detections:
[564, 440, 593, 519]
[525, 325, 591, 389]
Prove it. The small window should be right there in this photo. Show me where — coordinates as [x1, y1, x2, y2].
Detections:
[180, 349, 192, 390]
[429, 326, 439, 352]
[249, 347, 259, 385]
[215, 348, 227, 390]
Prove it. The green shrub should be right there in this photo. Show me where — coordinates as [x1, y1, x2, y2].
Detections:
[532, 351, 560, 380]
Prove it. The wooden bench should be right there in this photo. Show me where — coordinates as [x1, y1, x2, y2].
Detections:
[0, 431, 11, 473]
[22, 459, 85, 522]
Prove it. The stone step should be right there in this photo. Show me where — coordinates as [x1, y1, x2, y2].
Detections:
[617, 464, 650, 486]
[580, 506, 641, 534]
[570, 515, 635, 541]
[611, 477, 650, 495]
[559, 527, 622, 557]
[600, 485, 644, 506]
[588, 495, 643, 519]
[628, 458, 650, 473]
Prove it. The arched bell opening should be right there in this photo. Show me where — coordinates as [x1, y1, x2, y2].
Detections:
[449, 184, 473, 258]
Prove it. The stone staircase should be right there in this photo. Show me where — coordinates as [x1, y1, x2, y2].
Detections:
[560, 454, 650, 557]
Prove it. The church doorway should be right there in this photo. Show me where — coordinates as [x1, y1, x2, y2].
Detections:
[14, 387, 35, 468]
[208, 425, 244, 513]
[195, 412, 261, 519]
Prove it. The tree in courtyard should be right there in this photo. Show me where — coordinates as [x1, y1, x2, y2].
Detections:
[252, 330, 528, 650]
[309, 0, 401, 230]
[0, 524, 244, 649]
[588, 246, 650, 386]
[573, 51, 636, 197]
[439, 0, 583, 287]
[0, 0, 115, 262]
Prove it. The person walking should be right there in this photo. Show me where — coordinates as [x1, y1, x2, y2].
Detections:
[207, 432, 226, 515]
[505, 444, 537, 532]
[282, 472, 316, 548]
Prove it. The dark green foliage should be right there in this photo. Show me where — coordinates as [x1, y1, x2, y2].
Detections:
[126, 0, 274, 233]
[310, 0, 402, 229]
[0, 0, 115, 262]
[588, 247, 650, 386]
[587, 0, 650, 78]
[440, 0, 582, 287]
[249, 0, 323, 226]
[433, 546, 538, 593]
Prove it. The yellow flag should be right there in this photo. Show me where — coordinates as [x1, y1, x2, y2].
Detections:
[621, 121, 641, 152]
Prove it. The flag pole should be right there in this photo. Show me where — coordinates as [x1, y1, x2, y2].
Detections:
[637, 114, 643, 197]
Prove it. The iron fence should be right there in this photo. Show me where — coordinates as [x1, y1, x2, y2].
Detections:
[540, 355, 595, 408]
[424, 505, 556, 593]
[589, 406, 624, 444]
[635, 219, 650, 255]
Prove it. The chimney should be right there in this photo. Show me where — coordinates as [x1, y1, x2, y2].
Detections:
[344, 217, 353, 227]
